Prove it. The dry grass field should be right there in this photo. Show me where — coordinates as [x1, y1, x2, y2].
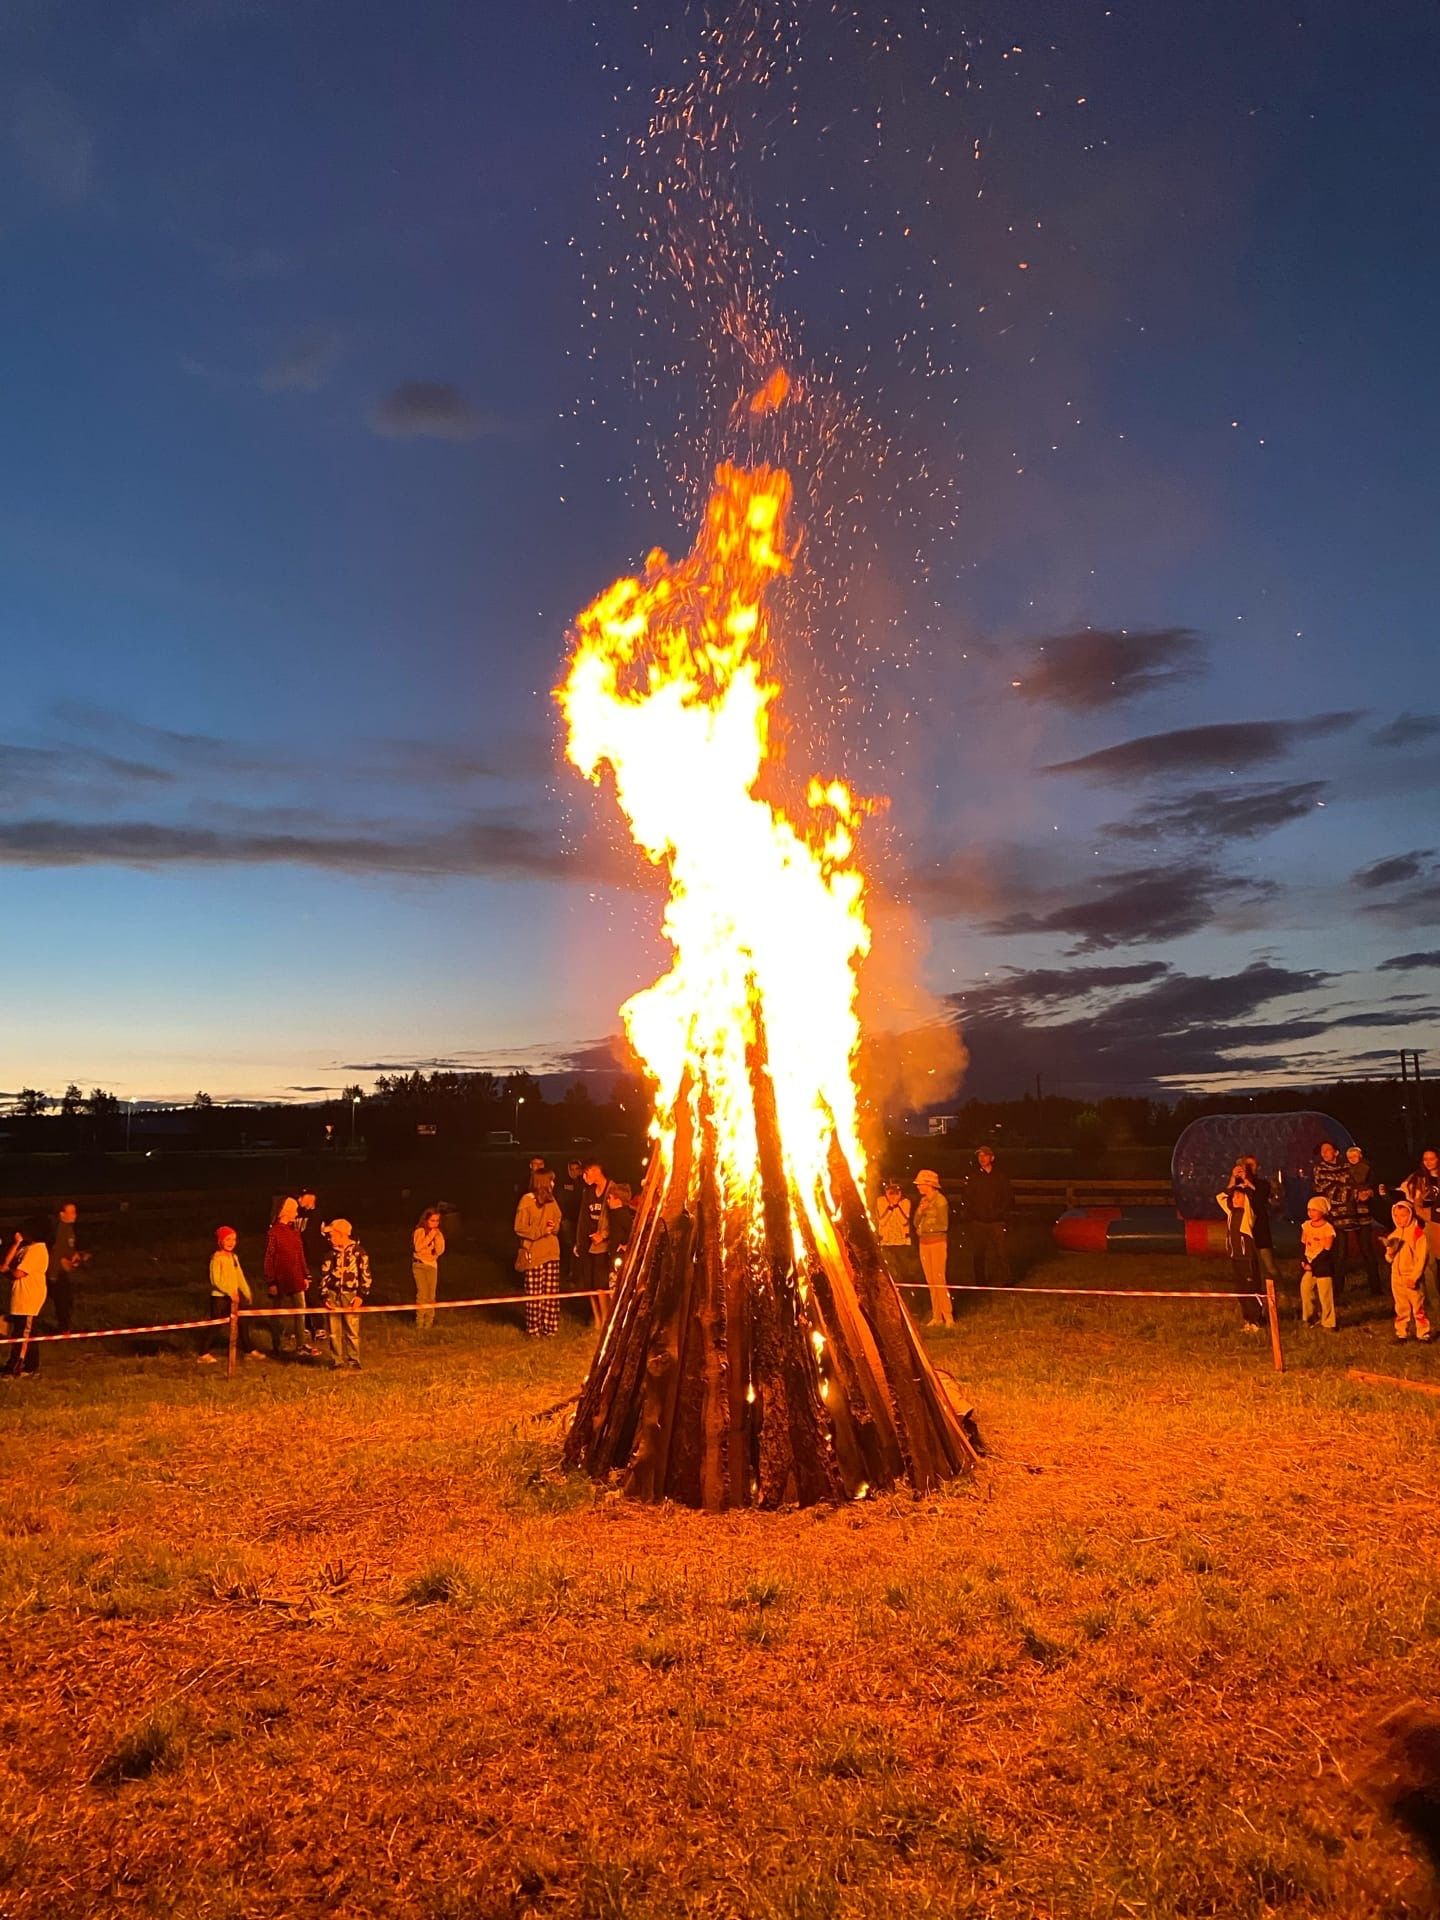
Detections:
[2, 1233, 1439, 1919]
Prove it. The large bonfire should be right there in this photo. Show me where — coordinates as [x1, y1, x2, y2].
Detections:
[557, 435, 974, 1509]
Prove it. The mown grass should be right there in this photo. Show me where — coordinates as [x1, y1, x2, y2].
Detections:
[1, 1239, 1438, 1917]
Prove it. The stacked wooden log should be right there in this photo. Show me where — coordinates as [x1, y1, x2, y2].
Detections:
[564, 1040, 977, 1508]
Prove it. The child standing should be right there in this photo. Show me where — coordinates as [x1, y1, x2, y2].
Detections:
[1299, 1196, 1338, 1332]
[411, 1207, 445, 1332]
[1383, 1200, 1433, 1344]
[201, 1226, 264, 1364]
[875, 1179, 915, 1288]
[913, 1170, 952, 1327]
[319, 1218, 373, 1370]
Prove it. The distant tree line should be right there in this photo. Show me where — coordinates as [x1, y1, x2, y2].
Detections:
[1, 1069, 1429, 1172]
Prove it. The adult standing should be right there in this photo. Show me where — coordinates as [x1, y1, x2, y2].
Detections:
[294, 1187, 319, 1250]
[1400, 1147, 1440, 1331]
[875, 1179, 916, 1289]
[963, 1147, 1013, 1288]
[913, 1170, 953, 1327]
[1335, 1146, 1381, 1296]
[264, 1197, 314, 1357]
[573, 1161, 611, 1326]
[1311, 1142, 1350, 1290]
[411, 1206, 445, 1331]
[319, 1218, 372, 1370]
[1233, 1159, 1279, 1289]
[558, 1159, 584, 1284]
[294, 1187, 324, 1354]
[2, 1226, 48, 1378]
[47, 1201, 83, 1334]
[1218, 1167, 1267, 1333]
[515, 1170, 563, 1338]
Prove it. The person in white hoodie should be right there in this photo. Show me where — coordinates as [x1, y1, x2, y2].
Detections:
[1383, 1200, 1433, 1344]
[2, 1224, 49, 1378]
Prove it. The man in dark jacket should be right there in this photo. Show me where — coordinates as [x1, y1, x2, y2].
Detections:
[963, 1147, 1013, 1287]
[1334, 1146, 1381, 1295]
[47, 1201, 84, 1334]
[1238, 1158, 1279, 1287]
[558, 1159, 584, 1282]
[1311, 1142, 1349, 1288]
[574, 1162, 611, 1326]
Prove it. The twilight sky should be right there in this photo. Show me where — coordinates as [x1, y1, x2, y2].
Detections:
[1, 0, 1437, 1105]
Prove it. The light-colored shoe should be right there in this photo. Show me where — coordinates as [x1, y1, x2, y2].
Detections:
[247, 1350, 267, 1361]
[196, 1353, 219, 1366]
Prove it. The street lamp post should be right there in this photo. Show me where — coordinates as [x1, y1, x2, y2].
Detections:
[350, 1096, 360, 1150]
[515, 1093, 526, 1138]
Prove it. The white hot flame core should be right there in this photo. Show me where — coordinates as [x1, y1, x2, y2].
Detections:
[559, 461, 871, 1252]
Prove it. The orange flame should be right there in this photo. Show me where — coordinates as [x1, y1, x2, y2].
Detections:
[558, 458, 871, 1246]
[747, 367, 792, 416]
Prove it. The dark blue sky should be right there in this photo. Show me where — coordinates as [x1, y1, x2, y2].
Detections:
[2, 0, 1437, 1102]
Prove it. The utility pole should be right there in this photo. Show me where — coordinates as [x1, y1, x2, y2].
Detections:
[1399, 1051, 1425, 1159]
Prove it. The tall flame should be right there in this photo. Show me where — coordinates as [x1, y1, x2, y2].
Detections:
[559, 458, 872, 1254]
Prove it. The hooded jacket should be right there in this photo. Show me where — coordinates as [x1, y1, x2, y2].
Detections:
[263, 1220, 310, 1296]
[1312, 1154, 1349, 1218]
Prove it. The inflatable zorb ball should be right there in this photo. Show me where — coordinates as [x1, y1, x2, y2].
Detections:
[1171, 1111, 1353, 1225]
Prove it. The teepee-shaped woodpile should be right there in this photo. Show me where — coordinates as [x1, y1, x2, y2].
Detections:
[564, 1017, 977, 1508]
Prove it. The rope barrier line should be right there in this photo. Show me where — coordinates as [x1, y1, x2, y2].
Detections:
[895, 1282, 1266, 1302]
[3, 1284, 1268, 1347]
[10, 1314, 229, 1344]
[896, 1273, 1288, 1373]
[5, 1290, 609, 1346]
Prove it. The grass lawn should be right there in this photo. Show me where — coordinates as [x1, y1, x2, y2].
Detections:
[2, 1236, 1439, 1918]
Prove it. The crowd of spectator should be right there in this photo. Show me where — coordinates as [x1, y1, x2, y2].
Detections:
[873, 1149, 1014, 1323]
[5, 1135, 1439, 1377]
[1219, 1140, 1435, 1342]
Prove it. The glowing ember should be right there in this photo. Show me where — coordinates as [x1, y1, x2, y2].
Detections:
[746, 367, 792, 415]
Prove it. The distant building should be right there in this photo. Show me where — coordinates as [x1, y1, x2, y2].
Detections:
[927, 1115, 960, 1137]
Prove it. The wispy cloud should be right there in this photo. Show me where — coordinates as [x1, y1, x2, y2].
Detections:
[260, 329, 342, 393]
[985, 862, 1274, 953]
[48, 700, 553, 787]
[946, 959, 1344, 1096]
[1044, 714, 1361, 783]
[368, 382, 505, 442]
[1372, 714, 1440, 750]
[1378, 950, 1440, 973]
[0, 741, 175, 812]
[0, 811, 580, 878]
[1354, 850, 1433, 891]
[1105, 780, 1327, 845]
[1012, 627, 1206, 711]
